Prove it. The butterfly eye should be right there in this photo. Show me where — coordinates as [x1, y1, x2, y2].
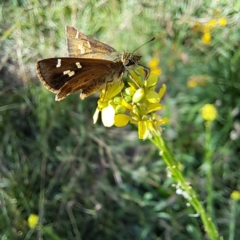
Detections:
[124, 59, 130, 66]
[125, 59, 135, 67]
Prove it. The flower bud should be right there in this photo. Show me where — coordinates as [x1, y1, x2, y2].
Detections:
[132, 88, 145, 103]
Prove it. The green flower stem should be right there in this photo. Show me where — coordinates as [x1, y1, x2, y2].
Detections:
[205, 121, 214, 219]
[228, 199, 237, 240]
[150, 135, 222, 240]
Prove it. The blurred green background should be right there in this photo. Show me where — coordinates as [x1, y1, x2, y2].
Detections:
[1, 1, 240, 239]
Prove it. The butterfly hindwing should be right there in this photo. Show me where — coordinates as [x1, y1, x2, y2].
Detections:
[36, 57, 123, 100]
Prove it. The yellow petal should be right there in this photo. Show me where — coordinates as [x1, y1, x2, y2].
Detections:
[151, 68, 162, 76]
[121, 98, 133, 110]
[145, 91, 160, 103]
[101, 104, 115, 127]
[147, 103, 164, 113]
[138, 121, 149, 139]
[106, 82, 124, 99]
[146, 74, 158, 87]
[93, 108, 100, 124]
[156, 117, 169, 125]
[158, 84, 167, 99]
[127, 81, 138, 91]
[148, 58, 159, 69]
[114, 114, 131, 127]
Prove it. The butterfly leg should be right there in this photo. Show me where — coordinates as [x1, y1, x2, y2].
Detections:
[138, 64, 150, 80]
[127, 71, 141, 88]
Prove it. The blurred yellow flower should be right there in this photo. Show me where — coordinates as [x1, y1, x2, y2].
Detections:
[192, 22, 202, 33]
[187, 75, 207, 88]
[192, 17, 227, 46]
[152, 68, 162, 76]
[148, 58, 162, 76]
[206, 19, 217, 29]
[202, 32, 211, 44]
[214, 9, 221, 17]
[187, 80, 197, 88]
[28, 214, 39, 229]
[200, 104, 218, 121]
[230, 190, 240, 201]
[189, 80, 198, 88]
[218, 18, 227, 26]
[148, 58, 159, 68]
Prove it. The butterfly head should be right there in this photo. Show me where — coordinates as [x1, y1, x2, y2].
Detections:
[121, 52, 150, 79]
[121, 52, 141, 69]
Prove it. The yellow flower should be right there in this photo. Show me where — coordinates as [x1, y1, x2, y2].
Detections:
[28, 214, 39, 229]
[187, 75, 207, 88]
[94, 68, 168, 140]
[202, 32, 211, 44]
[115, 75, 168, 139]
[231, 190, 240, 200]
[151, 68, 162, 76]
[218, 18, 227, 26]
[148, 58, 162, 76]
[192, 22, 202, 33]
[202, 19, 217, 33]
[187, 79, 197, 88]
[200, 104, 218, 121]
[148, 58, 159, 69]
[207, 19, 217, 29]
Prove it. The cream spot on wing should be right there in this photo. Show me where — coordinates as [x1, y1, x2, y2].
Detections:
[78, 43, 85, 54]
[63, 70, 71, 75]
[68, 71, 75, 77]
[63, 70, 75, 77]
[87, 41, 91, 49]
[76, 62, 82, 68]
[56, 59, 61, 68]
[75, 31, 79, 39]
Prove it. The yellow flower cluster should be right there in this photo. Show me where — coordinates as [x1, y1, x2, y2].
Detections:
[93, 64, 168, 139]
[192, 17, 227, 44]
[200, 104, 218, 122]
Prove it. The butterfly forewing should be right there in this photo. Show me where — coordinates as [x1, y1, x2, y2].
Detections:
[36, 57, 123, 101]
[66, 26, 116, 58]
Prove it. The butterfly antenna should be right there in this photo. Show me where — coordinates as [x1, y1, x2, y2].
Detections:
[132, 37, 155, 54]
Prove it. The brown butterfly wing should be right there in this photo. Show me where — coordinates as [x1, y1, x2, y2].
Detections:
[66, 26, 117, 58]
[36, 58, 124, 101]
